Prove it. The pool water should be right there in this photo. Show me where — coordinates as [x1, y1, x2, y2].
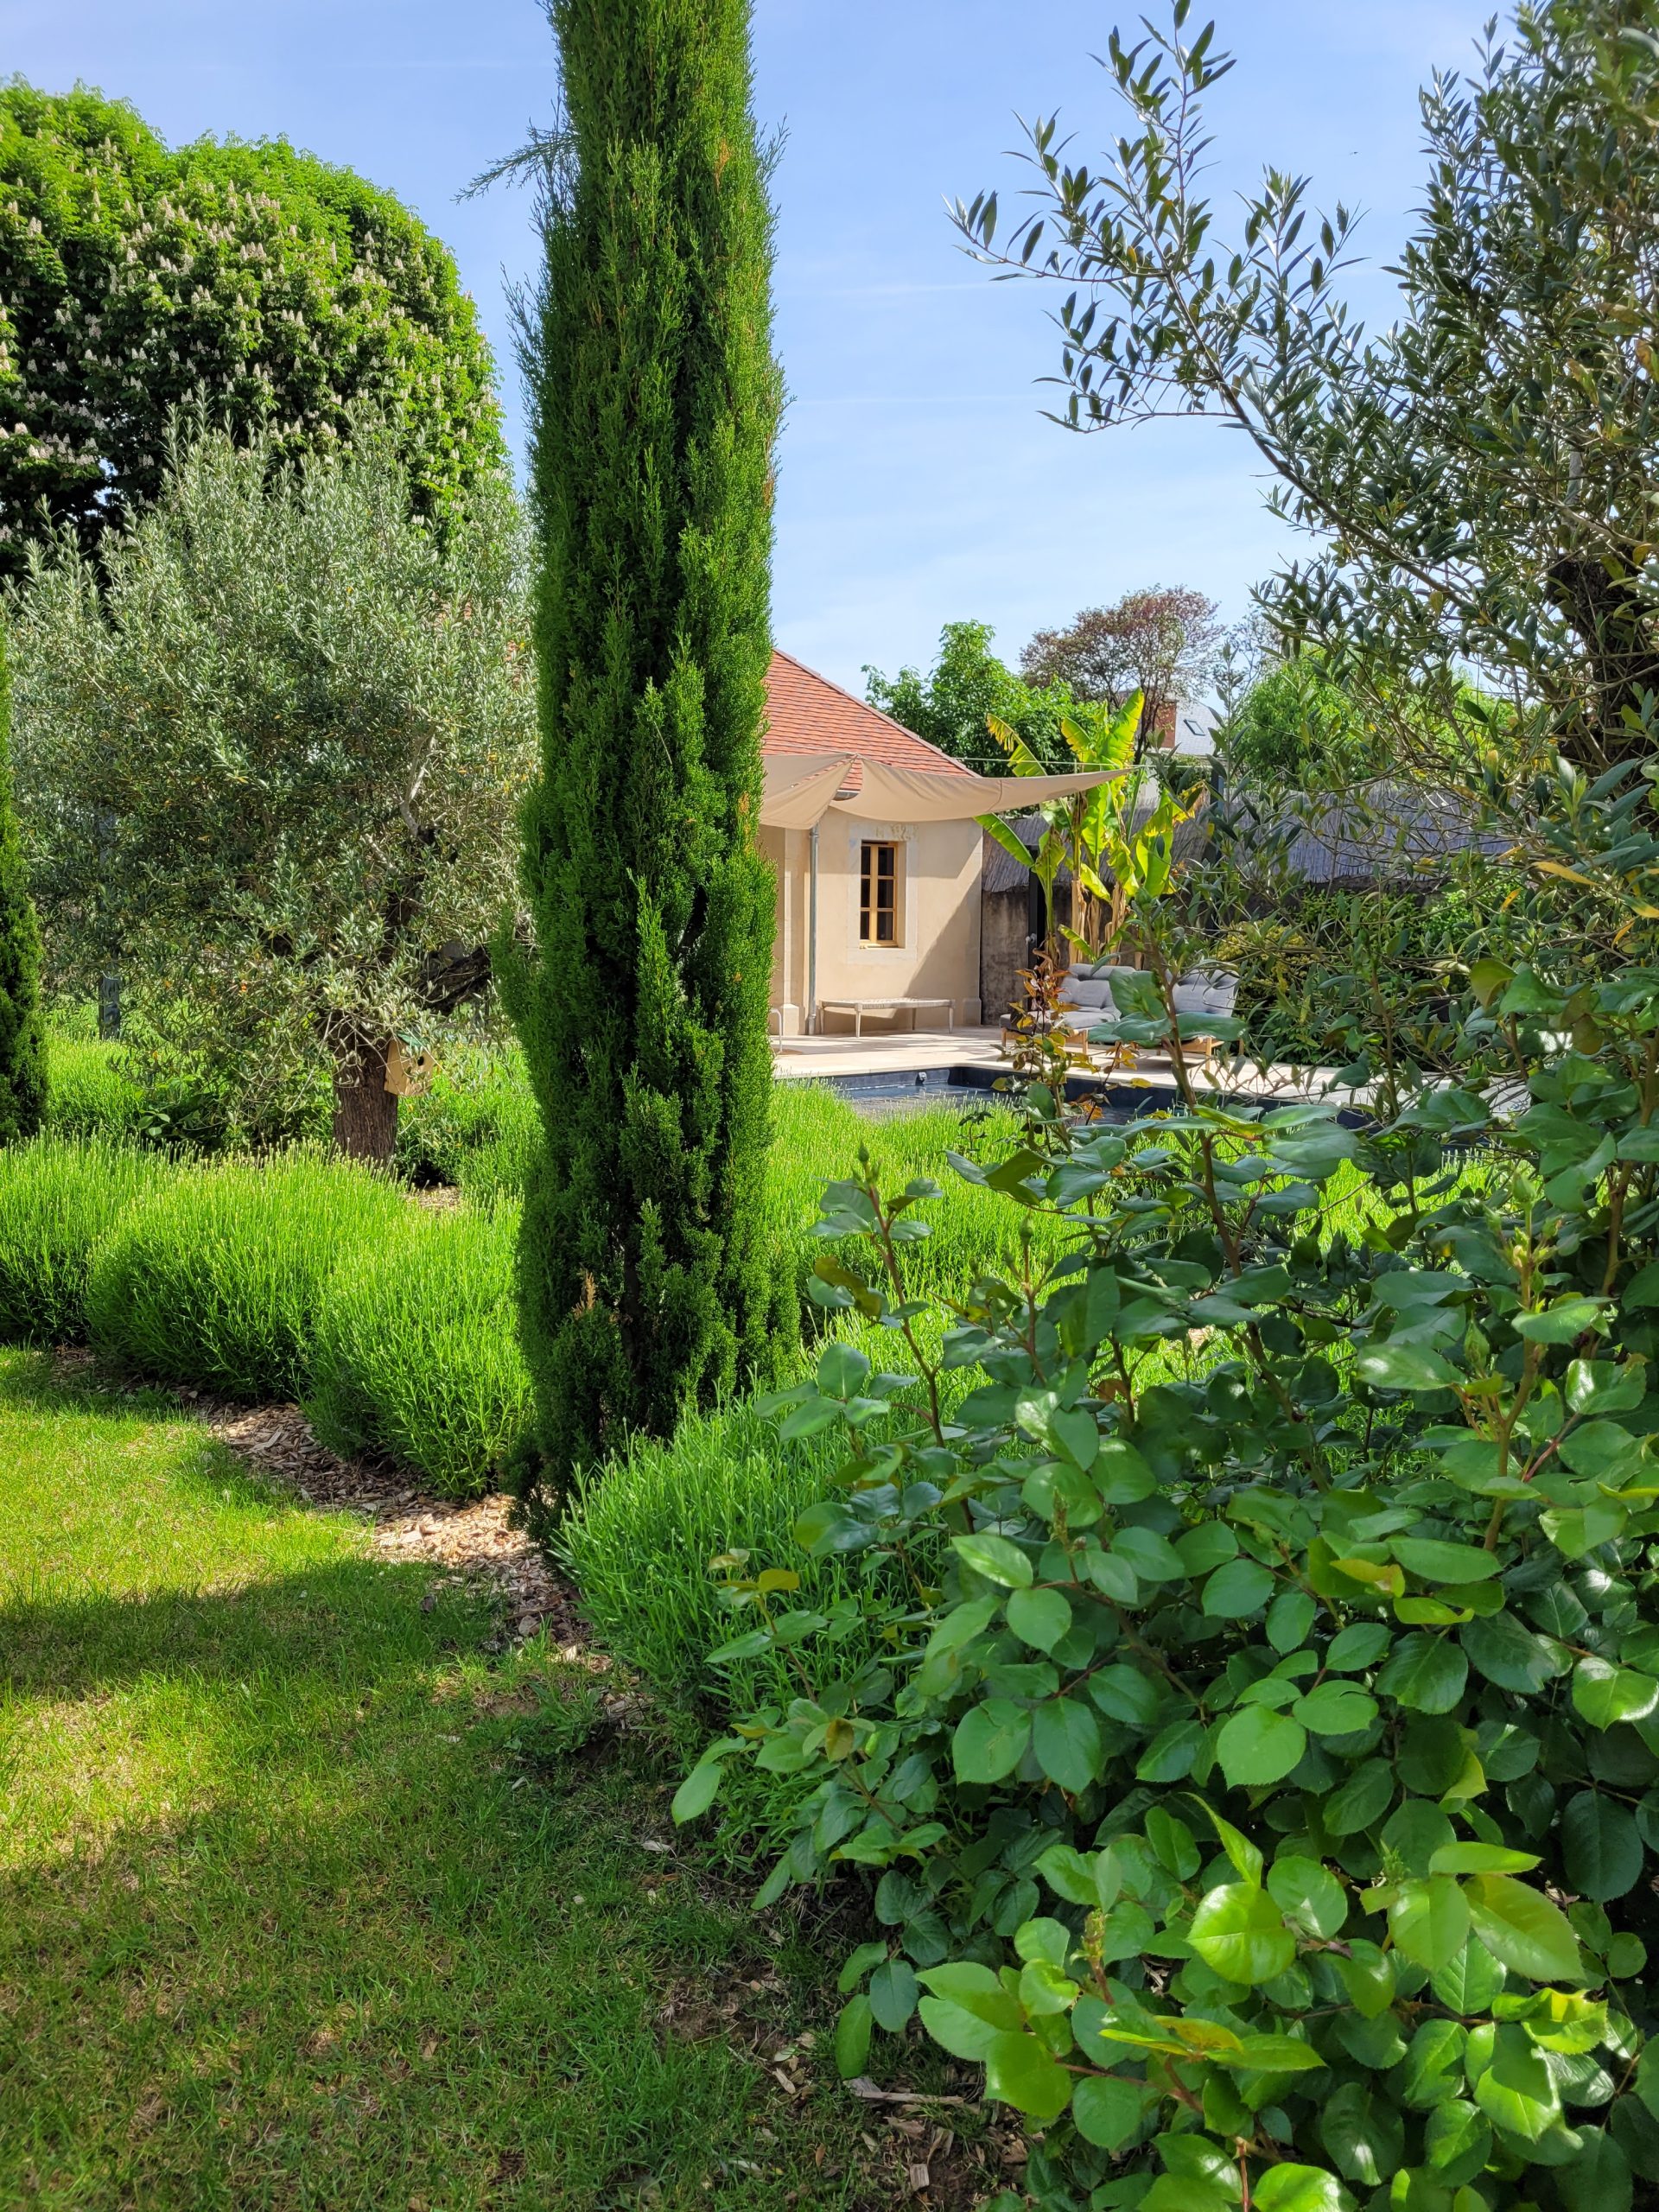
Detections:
[820, 1065, 1185, 1120]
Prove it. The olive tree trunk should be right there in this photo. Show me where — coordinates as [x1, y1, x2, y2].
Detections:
[331, 1031, 398, 1162]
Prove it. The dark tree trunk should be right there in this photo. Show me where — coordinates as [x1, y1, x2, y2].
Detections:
[331, 1032, 399, 1162]
[1546, 552, 1659, 766]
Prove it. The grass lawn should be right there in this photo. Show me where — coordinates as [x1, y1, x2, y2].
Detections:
[0, 1353, 875, 2212]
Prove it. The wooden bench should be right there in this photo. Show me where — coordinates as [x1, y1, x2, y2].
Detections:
[818, 997, 954, 1036]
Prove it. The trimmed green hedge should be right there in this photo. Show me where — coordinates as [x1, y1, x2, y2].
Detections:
[0, 1135, 163, 1344]
[0, 1080, 1044, 1498]
[86, 1154, 404, 1401]
[307, 1200, 531, 1498]
[41, 1036, 145, 1141]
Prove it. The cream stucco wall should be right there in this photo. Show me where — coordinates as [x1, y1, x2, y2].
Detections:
[762, 815, 983, 1034]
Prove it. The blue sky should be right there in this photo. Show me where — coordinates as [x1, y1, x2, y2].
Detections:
[7, 0, 1487, 690]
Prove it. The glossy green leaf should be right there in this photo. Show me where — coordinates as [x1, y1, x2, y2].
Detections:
[1036, 1844, 1100, 1906]
[1471, 2022, 1560, 2140]
[1089, 1662, 1165, 1727]
[1431, 1938, 1505, 2014]
[1070, 2071, 1145, 2150]
[1293, 1681, 1379, 1736]
[1188, 1883, 1297, 1984]
[1355, 1341, 1459, 1390]
[1252, 2167, 1349, 2212]
[1111, 1525, 1186, 1581]
[1389, 1876, 1471, 1972]
[1422, 2098, 1491, 2183]
[1391, 1535, 1502, 1584]
[1560, 1789, 1644, 1899]
[1192, 1801, 1263, 1886]
[1217, 1704, 1307, 1787]
[1326, 1620, 1392, 1670]
[671, 1758, 725, 1823]
[952, 1532, 1033, 1588]
[982, 2029, 1074, 2120]
[836, 1940, 889, 1993]
[835, 1993, 873, 2078]
[1033, 1696, 1103, 1790]
[1318, 2079, 1403, 2184]
[1267, 1587, 1318, 1653]
[1427, 1843, 1540, 1875]
[1325, 1757, 1395, 1835]
[1013, 1919, 1071, 1969]
[1332, 1942, 1396, 2019]
[868, 1957, 919, 2031]
[1513, 1297, 1609, 1343]
[1464, 1872, 1583, 1983]
[1376, 1632, 1468, 1713]
[1574, 1656, 1659, 1729]
[1267, 1854, 1347, 1938]
[952, 1700, 1032, 1783]
[1463, 1610, 1562, 1693]
[1607, 1930, 1648, 1978]
[1230, 2033, 1324, 2073]
[1136, 1716, 1208, 1782]
[1094, 1436, 1157, 1502]
[1006, 1584, 1072, 1651]
[1399, 2018, 1469, 2109]
[1556, 2130, 1634, 2212]
[1202, 1557, 1276, 1617]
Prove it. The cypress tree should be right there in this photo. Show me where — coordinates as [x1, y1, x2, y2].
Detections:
[0, 626, 45, 1142]
[507, 0, 785, 1493]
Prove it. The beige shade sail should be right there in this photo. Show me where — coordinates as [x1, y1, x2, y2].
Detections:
[759, 753, 1121, 829]
[760, 753, 856, 829]
[830, 760, 1122, 823]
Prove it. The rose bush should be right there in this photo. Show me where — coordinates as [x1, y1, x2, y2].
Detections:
[677, 950, 1659, 2211]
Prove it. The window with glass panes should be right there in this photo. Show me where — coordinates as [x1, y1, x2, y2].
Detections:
[859, 840, 899, 944]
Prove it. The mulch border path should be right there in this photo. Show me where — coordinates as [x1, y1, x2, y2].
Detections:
[50, 1348, 584, 1656]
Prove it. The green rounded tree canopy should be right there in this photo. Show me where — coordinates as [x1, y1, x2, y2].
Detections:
[0, 81, 504, 575]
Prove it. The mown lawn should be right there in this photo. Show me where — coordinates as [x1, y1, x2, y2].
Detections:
[0, 1353, 866, 2212]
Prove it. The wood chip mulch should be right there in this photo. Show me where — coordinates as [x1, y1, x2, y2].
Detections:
[50, 1349, 582, 1657]
[197, 1398, 587, 1656]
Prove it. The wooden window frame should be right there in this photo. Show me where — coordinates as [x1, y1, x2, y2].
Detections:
[859, 839, 900, 946]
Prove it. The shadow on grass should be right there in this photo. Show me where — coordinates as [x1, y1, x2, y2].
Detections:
[0, 1344, 186, 1420]
[0, 1345, 880, 2211]
[0, 1555, 483, 1701]
[0, 1691, 859, 2211]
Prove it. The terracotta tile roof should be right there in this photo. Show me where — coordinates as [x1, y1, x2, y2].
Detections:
[763, 649, 975, 790]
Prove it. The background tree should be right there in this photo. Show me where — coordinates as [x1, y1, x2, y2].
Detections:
[10, 424, 532, 1157]
[864, 617, 1079, 769]
[504, 0, 785, 1494]
[1220, 650, 1371, 785]
[0, 82, 504, 578]
[954, 0, 1659, 781]
[0, 624, 44, 1143]
[1021, 584, 1221, 754]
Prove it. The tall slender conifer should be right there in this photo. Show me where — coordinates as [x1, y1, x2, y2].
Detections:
[506, 0, 784, 1492]
[0, 626, 44, 1143]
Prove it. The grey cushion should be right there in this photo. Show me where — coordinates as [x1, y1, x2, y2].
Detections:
[1173, 969, 1239, 1022]
[1064, 976, 1117, 1012]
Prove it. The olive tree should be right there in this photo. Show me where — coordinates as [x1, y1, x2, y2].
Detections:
[11, 426, 533, 1156]
[954, 0, 1659, 778]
